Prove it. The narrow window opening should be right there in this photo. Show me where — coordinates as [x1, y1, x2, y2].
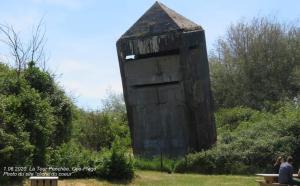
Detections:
[124, 49, 179, 61]
[133, 81, 179, 88]
[137, 49, 179, 59]
[125, 54, 135, 60]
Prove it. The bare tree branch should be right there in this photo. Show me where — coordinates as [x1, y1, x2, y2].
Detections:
[0, 19, 47, 76]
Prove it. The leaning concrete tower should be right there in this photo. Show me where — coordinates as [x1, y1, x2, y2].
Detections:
[116, 2, 216, 157]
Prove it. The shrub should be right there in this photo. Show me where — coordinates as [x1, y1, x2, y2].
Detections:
[24, 62, 73, 147]
[215, 107, 259, 130]
[0, 87, 54, 167]
[48, 141, 97, 178]
[175, 103, 300, 174]
[49, 138, 135, 181]
[73, 109, 130, 152]
[98, 138, 134, 180]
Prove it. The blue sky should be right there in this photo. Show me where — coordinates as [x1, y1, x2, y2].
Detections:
[0, 0, 299, 109]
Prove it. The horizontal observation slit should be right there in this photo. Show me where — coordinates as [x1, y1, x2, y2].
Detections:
[125, 54, 135, 60]
[124, 49, 179, 61]
[132, 81, 179, 88]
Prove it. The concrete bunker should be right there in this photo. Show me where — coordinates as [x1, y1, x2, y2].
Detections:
[117, 1, 216, 157]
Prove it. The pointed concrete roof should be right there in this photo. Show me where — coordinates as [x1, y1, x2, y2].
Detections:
[120, 1, 202, 39]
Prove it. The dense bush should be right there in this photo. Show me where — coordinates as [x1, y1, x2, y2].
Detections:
[72, 92, 130, 152]
[175, 102, 300, 174]
[98, 138, 134, 180]
[215, 107, 258, 130]
[73, 110, 130, 151]
[24, 61, 73, 147]
[0, 64, 54, 167]
[0, 62, 73, 183]
[48, 139, 134, 180]
[48, 140, 98, 178]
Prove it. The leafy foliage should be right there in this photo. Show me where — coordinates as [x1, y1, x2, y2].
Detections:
[175, 102, 300, 174]
[73, 111, 129, 151]
[24, 61, 73, 146]
[215, 107, 258, 130]
[99, 138, 134, 180]
[72, 92, 130, 152]
[48, 140, 98, 178]
[49, 91, 133, 180]
[48, 138, 134, 180]
[0, 62, 73, 182]
[210, 17, 300, 110]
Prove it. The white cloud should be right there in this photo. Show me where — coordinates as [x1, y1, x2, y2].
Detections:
[63, 79, 122, 99]
[62, 78, 123, 109]
[0, 13, 39, 34]
[0, 53, 13, 66]
[56, 59, 95, 73]
[52, 58, 123, 109]
[30, 0, 83, 9]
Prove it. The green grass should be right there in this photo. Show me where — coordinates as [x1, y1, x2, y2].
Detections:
[132, 171, 257, 186]
[135, 157, 178, 172]
[23, 171, 258, 186]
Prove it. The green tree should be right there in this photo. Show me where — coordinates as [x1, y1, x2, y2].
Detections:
[24, 61, 73, 146]
[0, 63, 54, 170]
[210, 17, 300, 110]
[73, 91, 130, 151]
